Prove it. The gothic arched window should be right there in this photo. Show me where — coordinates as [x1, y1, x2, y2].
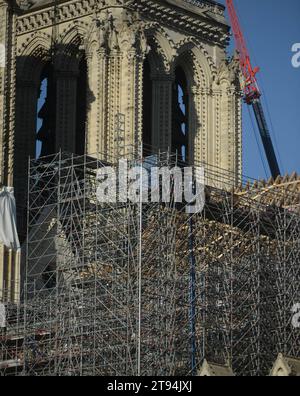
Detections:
[172, 66, 189, 163]
[35, 55, 88, 158]
[36, 62, 56, 158]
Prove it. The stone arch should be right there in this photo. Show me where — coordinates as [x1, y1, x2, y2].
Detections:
[59, 21, 89, 47]
[171, 40, 213, 89]
[17, 31, 52, 84]
[144, 26, 176, 74]
[55, 21, 89, 72]
[85, 19, 103, 57]
[171, 48, 195, 163]
[172, 49, 195, 91]
[146, 47, 166, 77]
[141, 27, 176, 152]
[171, 64, 190, 162]
[169, 41, 214, 164]
[14, 32, 53, 226]
[50, 21, 91, 155]
[191, 46, 214, 88]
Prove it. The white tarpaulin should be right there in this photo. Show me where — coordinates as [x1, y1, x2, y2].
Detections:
[0, 186, 20, 250]
[0, 303, 5, 328]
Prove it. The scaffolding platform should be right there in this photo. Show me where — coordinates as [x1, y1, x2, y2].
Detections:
[0, 147, 299, 376]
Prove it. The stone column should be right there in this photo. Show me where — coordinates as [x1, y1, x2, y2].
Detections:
[226, 86, 236, 174]
[151, 74, 173, 153]
[219, 83, 230, 172]
[0, 43, 5, 188]
[0, 246, 21, 303]
[119, 45, 145, 157]
[14, 79, 38, 195]
[55, 70, 78, 153]
[0, 0, 9, 186]
[86, 48, 108, 156]
[211, 86, 221, 169]
[0, 0, 17, 187]
[0, 244, 3, 300]
[105, 12, 150, 160]
[193, 86, 211, 166]
[106, 48, 122, 160]
[212, 80, 241, 188]
[212, 57, 242, 186]
[232, 89, 242, 178]
[0, 2, 21, 303]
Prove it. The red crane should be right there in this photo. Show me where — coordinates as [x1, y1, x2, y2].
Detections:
[225, 0, 281, 178]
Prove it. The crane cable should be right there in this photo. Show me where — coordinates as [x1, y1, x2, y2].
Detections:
[247, 104, 268, 179]
[257, 82, 285, 174]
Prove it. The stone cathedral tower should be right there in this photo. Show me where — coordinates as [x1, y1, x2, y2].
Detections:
[0, 0, 242, 301]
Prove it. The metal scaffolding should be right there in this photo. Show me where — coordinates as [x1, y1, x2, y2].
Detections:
[0, 294, 23, 376]
[0, 147, 299, 376]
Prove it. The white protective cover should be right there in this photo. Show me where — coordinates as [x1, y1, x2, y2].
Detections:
[0, 187, 20, 250]
[0, 303, 5, 328]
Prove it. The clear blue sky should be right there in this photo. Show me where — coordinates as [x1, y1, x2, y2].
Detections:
[219, 0, 300, 179]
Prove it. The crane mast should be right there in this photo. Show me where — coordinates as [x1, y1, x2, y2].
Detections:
[225, 0, 281, 179]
